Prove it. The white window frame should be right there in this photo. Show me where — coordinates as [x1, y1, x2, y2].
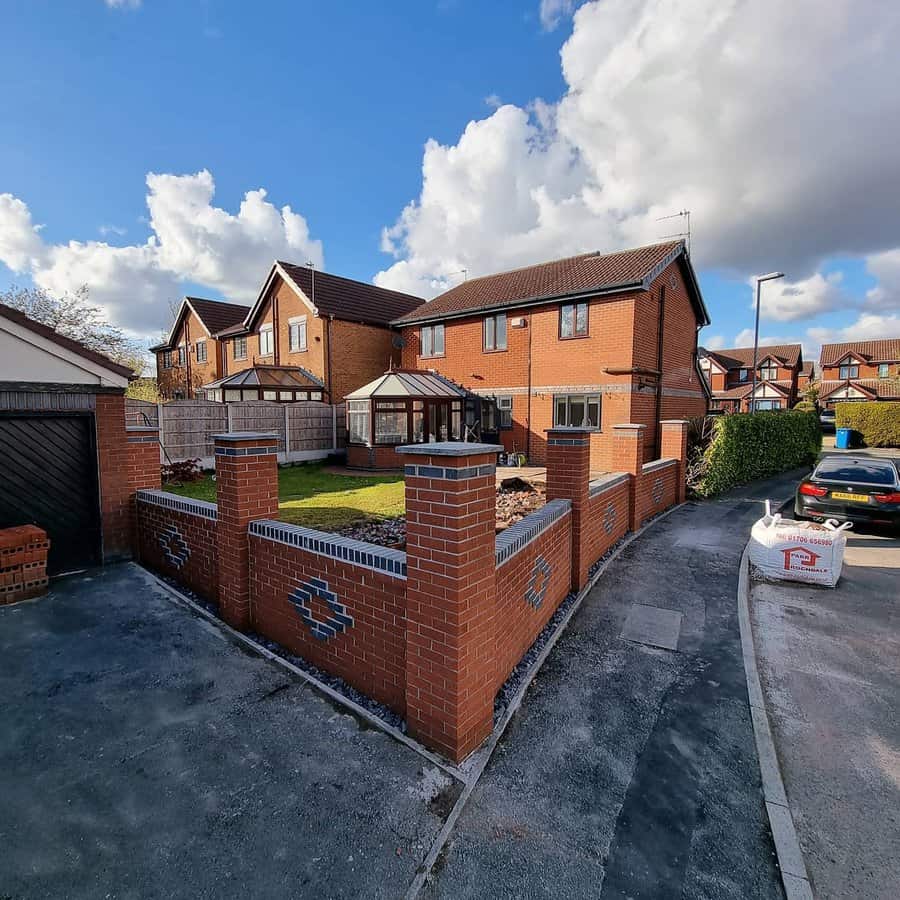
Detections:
[759, 363, 777, 380]
[177, 344, 186, 366]
[233, 336, 248, 360]
[259, 324, 274, 357]
[878, 363, 889, 378]
[839, 363, 859, 379]
[195, 339, 207, 363]
[553, 393, 602, 429]
[288, 316, 308, 353]
[738, 368, 749, 382]
[496, 395, 513, 428]
[483, 313, 507, 352]
[420, 324, 445, 358]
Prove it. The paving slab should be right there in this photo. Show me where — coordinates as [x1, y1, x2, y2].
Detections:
[0, 564, 457, 900]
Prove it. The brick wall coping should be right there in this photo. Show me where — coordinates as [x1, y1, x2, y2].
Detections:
[588, 472, 630, 497]
[395, 441, 503, 457]
[249, 519, 407, 579]
[211, 432, 279, 442]
[544, 427, 596, 434]
[495, 498, 571, 566]
[135, 489, 218, 521]
[612, 423, 647, 432]
[659, 419, 690, 425]
[642, 457, 677, 474]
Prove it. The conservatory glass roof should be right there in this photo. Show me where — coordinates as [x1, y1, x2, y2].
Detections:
[344, 370, 468, 401]
[203, 365, 324, 391]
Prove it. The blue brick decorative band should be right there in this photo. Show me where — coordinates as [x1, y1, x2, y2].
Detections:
[135, 489, 218, 521]
[652, 476, 665, 505]
[158, 524, 190, 569]
[288, 577, 354, 641]
[250, 520, 407, 579]
[547, 437, 590, 446]
[603, 501, 617, 534]
[403, 463, 495, 480]
[524, 555, 553, 609]
[589, 472, 630, 497]
[214, 445, 278, 457]
[495, 499, 571, 565]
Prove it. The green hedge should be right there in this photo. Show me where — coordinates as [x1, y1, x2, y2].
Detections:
[835, 402, 900, 447]
[691, 410, 821, 497]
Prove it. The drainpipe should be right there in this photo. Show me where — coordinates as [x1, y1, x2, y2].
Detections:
[654, 286, 666, 458]
[185, 317, 192, 397]
[325, 315, 334, 404]
[526, 310, 533, 460]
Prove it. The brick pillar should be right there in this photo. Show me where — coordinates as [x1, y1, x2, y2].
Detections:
[613, 424, 645, 532]
[126, 425, 162, 555]
[660, 419, 689, 504]
[544, 428, 592, 590]
[95, 392, 132, 561]
[398, 441, 502, 763]
[213, 432, 279, 631]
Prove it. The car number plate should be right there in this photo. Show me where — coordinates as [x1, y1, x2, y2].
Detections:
[831, 491, 868, 503]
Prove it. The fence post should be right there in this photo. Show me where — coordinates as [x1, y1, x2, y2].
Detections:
[283, 404, 290, 456]
[157, 401, 165, 464]
[613, 424, 646, 532]
[397, 441, 502, 762]
[212, 432, 279, 631]
[660, 420, 690, 504]
[332, 404, 338, 451]
[544, 428, 592, 590]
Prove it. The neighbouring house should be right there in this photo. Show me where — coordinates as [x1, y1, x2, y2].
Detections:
[151, 297, 251, 400]
[817, 338, 900, 407]
[700, 343, 804, 413]
[0, 302, 156, 575]
[343, 369, 501, 469]
[391, 240, 710, 470]
[200, 262, 424, 403]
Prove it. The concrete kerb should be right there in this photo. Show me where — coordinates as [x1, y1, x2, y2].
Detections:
[404, 501, 687, 900]
[738, 527, 815, 900]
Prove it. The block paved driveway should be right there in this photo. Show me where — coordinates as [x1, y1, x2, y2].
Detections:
[0, 565, 457, 900]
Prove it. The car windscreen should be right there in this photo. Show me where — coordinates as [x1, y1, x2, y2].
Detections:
[814, 459, 898, 485]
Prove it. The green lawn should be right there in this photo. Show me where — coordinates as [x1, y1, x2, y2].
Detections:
[164, 463, 405, 530]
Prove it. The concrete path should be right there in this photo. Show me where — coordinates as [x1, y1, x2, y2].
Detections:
[0, 565, 457, 900]
[752, 530, 900, 900]
[425, 471, 807, 899]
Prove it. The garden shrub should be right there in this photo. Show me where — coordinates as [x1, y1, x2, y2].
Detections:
[692, 410, 821, 498]
[835, 402, 900, 447]
[792, 400, 816, 412]
[162, 458, 203, 484]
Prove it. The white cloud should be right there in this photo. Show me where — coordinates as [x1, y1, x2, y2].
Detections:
[0, 170, 323, 337]
[484, 94, 503, 110]
[700, 333, 726, 351]
[756, 272, 846, 322]
[377, 0, 900, 302]
[105, 0, 141, 9]
[863, 248, 900, 312]
[807, 313, 900, 346]
[99, 224, 127, 237]
[540, 0, 577, 32]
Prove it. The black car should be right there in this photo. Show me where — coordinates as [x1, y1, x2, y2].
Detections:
[795, 455, 900, 529]
[819, 408, 836, 433]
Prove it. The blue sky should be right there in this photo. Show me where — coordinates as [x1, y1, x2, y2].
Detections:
[2, 0, 899, 358]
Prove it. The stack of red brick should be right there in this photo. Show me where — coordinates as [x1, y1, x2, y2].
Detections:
[0, 525, 50, 605]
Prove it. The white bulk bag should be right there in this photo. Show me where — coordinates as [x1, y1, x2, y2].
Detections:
[749, 501, 852, 588]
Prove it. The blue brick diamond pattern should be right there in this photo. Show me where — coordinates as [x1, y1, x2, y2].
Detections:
[288, 577, 354, 641]
[603, 501, 617, 534]
[158, 524, 190, 570]
[524, 555, 553, 610]
[652, 477, 665, 505]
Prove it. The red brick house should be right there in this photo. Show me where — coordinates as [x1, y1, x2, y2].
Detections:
[817, 338, 900, 407]
[200, 262, 424, 403]
[700, 343, 804, 413]
[152, 297, 250, 400]
[391, 240, 709, 470]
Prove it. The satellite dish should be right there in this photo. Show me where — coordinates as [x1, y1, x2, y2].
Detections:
[392, 334, 407, 349]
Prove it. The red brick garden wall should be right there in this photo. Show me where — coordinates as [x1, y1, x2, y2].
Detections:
[635, 459, 679, 528]
[135, 491, 219, 602]
[584, 474, 631, 566]
[494, 500, 572, 686]
[248, 521, 408, 714]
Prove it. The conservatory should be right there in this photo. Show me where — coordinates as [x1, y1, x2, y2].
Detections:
[201, 365, 326, 403]
[344, 370, 500, 469]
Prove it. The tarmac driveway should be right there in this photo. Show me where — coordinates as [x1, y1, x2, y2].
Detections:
[0, 565, 457, 900]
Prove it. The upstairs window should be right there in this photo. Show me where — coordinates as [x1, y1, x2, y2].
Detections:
[233, 336, 248, 360]
[483, 313, 507, 351]
[161, 350, 173, 369]
[176, 345, 186, 366]
[289, 317, 307, 352]
[878, 363, 889, 378]
[759, 363, 777, 380]
[420, 324, 445, 357]
[195, 340, 207, 363]
[839, 363, 859, 379]
[738, 368, 749, 382]
[259, 325, 274, 356]
[560, 302, 588, 338]
[553, 393, 601, 429]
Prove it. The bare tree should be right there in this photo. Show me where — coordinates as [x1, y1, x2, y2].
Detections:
[1, 284, 145, 376]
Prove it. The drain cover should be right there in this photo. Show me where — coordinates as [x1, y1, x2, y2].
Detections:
[621, 604, 683, 651]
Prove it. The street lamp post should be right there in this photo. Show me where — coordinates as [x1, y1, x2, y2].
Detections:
[750, 271, 785, 413]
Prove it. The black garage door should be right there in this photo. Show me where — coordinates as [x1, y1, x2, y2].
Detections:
[0, 413, 102, 575]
